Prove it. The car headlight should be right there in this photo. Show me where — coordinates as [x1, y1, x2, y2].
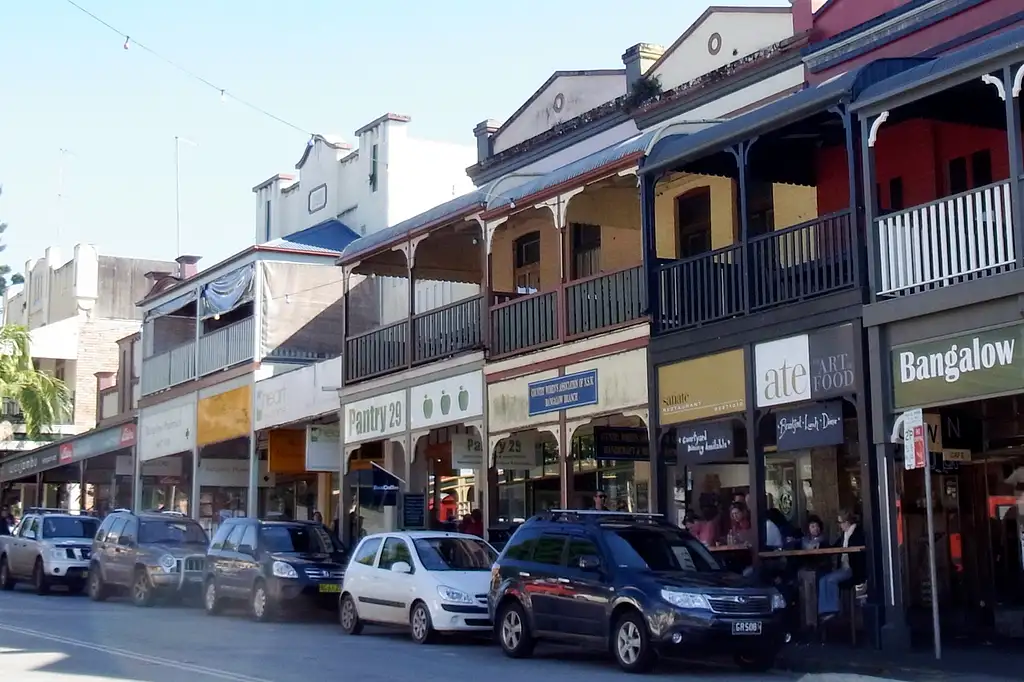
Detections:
[272, 561, 298, 579]
[660, 589, 711, 610]
[771, 591, 787, 610]
[158, 554, 178, 572]
[437, 585, 472, 603]
[49, 548, 67, 561]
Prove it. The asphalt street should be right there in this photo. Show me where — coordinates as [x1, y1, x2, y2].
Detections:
[0, 586, 908, 682]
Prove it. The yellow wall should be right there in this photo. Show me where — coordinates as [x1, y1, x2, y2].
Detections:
[490, 186, 643, 292]
[653, 172, 818, 260]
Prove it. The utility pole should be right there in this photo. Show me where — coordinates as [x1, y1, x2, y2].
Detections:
[174, 136, 198, 257]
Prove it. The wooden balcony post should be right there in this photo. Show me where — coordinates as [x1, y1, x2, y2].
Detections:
[1002, 65, 1024, 269]
[863, 112, 887, 300]
[728, 139, 757, 315]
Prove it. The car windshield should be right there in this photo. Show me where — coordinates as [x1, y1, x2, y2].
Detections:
[41, 517, 99, 539]
[606, 526, 721, 573]
[412, 536, 496, 571]
[260, 524, 334, 554]
[139, 520, 209, 545]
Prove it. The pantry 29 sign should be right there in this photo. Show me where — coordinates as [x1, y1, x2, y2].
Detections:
[892, 325, 1023, 409]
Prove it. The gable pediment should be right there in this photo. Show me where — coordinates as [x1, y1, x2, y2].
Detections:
[649, 7, 794, 90]
[491, 70, 626, 154]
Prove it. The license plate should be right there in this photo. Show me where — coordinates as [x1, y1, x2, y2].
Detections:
[319, 584, 341, 594]
[732, 621, 762, 635]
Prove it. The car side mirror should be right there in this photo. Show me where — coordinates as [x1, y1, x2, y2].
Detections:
[390, 561, 412, 574]
[238, 544, 255, 556]
[22, 530, 35, 540]
[117, 536, 133, 547]
[578, 555, 601, 572]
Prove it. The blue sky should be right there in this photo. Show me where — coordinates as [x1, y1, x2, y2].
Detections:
[0, 0, 786, 275]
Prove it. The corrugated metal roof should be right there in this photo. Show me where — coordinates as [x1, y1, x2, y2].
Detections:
[642, 58, 929, 176]
[852, 24, 1024, 112]
[263, 218, 361, 256]
[484, 130, 655, 212]
[338, 190, 487, 264]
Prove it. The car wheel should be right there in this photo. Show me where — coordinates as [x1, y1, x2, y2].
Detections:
[88, 566, 108, 602]
[32, 559, 50, 596]
[410, 601, 435, 644]
[613, 610, 657, 674]
[734, 652, 775, 672]
[0, 557, 15, 591]
[339, 594, 363, 635]
[203, 578, 223, 616]
[497, 599, 535, 659]
[250, 580, 275, 622]
[131, 568, 155, 607]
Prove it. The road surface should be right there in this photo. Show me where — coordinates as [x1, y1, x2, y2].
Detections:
[0, 587, 917, 682]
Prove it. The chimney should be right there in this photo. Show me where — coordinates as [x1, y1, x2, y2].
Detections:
[791, 0, 813, 34]
[175, 255, 201, 279]
[622, 43, 665, 90]
[95, 371, 116, 391]
[473, 119, 500, 164]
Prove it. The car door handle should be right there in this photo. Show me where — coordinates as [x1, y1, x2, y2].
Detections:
[556, 578, 571, 583]
[519, 572, 531, 578]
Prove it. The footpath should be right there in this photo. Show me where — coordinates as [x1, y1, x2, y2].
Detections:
[779, 642, 1024, 681]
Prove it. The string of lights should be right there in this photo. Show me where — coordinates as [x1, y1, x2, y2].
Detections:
[62, 0, 313, 137]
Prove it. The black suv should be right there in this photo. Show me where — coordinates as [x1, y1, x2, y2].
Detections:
[203, 518, 346, 622]
[488, 511, 790, 674]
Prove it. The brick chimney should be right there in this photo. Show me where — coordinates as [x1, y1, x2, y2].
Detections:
[622, 43, 665, 90]
[175, 255, 201, 280]
[473, 120, 500, 164]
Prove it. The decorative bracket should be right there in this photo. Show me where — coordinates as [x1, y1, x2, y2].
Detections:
[981, 74, 1007, 101]
[867, 111, 890, 148]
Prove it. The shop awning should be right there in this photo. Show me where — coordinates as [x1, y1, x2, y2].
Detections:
[0, 422, 136, 483]
[642, 57, 929, 177]
[29, 317, 80, 360]
[852, 24, 1024, 115]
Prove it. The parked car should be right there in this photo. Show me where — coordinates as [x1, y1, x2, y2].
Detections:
[339, 531, 497, 643]
[488, 510, 791, 674]
[203, 518, 346, 622]
[89, 509, 209, 606]
[0, 509, 99, 594]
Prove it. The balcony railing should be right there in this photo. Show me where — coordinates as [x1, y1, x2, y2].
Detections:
[654, 211, 856, 334]
[141, 316, 256, 396]
[489, 265, 647, 359]
[198, 317, 256, 376]
[344, 295, 486, 384]
[876, 181, 1015, 297]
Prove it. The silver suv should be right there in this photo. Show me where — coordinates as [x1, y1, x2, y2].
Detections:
[88, 510, 209, 607]
[0, 509, 100, 594]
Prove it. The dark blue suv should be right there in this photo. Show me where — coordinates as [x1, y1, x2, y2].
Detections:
[487, 511, 790, 674]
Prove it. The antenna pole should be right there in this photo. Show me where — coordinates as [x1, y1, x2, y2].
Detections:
[174, 137, 181, 257]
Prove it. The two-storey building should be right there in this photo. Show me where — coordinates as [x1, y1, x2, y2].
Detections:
[641, 0, 1024, 650]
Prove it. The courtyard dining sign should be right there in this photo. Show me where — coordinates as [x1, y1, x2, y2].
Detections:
[892, 325, 1023, 409]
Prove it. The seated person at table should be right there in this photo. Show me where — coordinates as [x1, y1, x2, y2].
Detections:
[802, 515, 826, 550]
[684, 508, 718, 546]
[727, 502, 753, 545]
[818, 509, 865, 621]
[764, 508, 790, 550]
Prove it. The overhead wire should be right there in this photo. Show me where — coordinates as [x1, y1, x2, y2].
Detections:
[61, 0, 313, 137]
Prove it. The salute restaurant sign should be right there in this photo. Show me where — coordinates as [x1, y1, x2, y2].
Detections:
[754, 324, 857, 408]
[892, 324, 1023, 409]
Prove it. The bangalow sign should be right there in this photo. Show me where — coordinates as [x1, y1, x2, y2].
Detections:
[892, 324, 1023, 409]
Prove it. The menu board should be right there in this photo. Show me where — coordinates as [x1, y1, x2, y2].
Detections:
[402, 493, 426, 530]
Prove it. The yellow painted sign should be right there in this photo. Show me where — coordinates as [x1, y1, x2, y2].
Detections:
[197, 385, 252, 447]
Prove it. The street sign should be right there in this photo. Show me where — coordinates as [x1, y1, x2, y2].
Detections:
[903, 408, 926, 470]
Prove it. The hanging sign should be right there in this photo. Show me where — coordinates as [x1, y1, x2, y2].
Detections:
[451, 433, 485, 469]
[775, 401, 844, 452]
[593, 427, 649, 461]
[494, 432, 539, 468]
[675, 421, 735, 464]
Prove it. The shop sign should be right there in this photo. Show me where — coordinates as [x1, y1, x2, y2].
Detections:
[356, 464, 400, 507]
[775, 401, 844, 452]
[675, 421, 735, 464]
[658, 350, 745, 425]
[755, 325, 857, 408]
[0, 448, 60, 482]
[197, 458, 274, 488]
[410, 370, 483, 430]
[139, 395, 196, 462]
[401, 493, 427, 530]
[527, 370, 598, 417]
[494, 432, 539, 468]
[305, 424, 340, 473]
[593, 427, 649, 461]
[344, 389, 405, 445]
[57, 423, 138, 467]
[268, 429, 306, 474]
[115, 455, 183, 477]
[451, 433, 485, 469]
[892, 325, 1023, 409]
[254, 357, 341, 430]
[196, 385, 252, 447]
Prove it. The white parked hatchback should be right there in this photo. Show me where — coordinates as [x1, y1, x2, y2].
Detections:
[339, 531, 497, 644]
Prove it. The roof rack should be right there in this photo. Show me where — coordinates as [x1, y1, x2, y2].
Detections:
[24, 507, 97, 517]
[535, 510, 669, 525]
